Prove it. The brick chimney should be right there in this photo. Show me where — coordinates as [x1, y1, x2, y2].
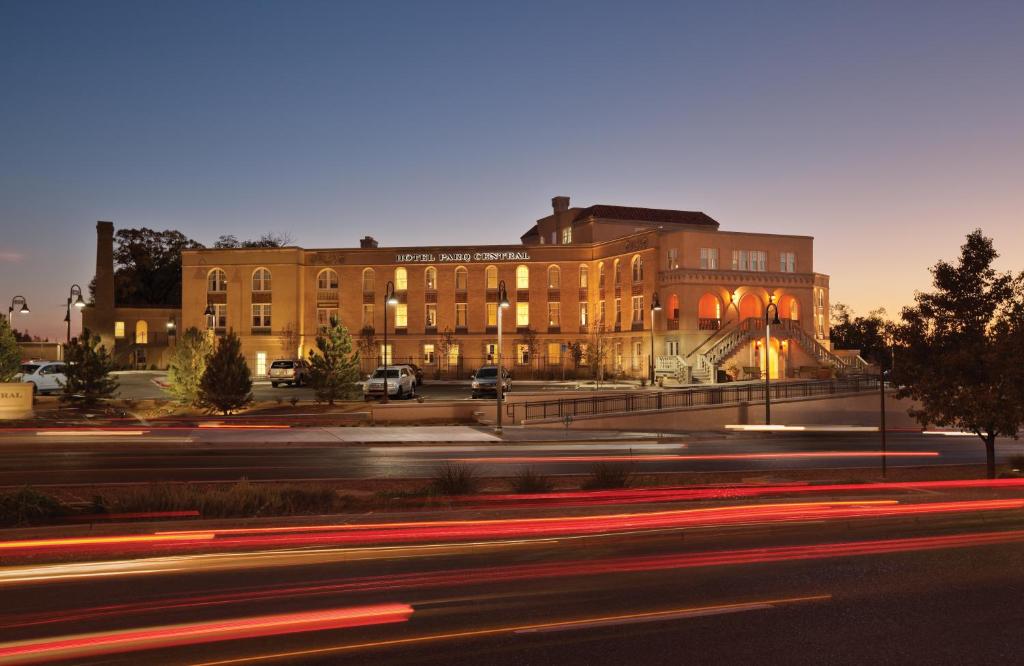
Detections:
[360, 236, 379, 249]
[89, 221, 116, 349]
[551, 196, 570, 214]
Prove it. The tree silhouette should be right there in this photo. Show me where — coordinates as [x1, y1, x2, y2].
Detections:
[308, 317, 362, 405]
[61, 329, 119, 407]
[199, 332, 253, 415]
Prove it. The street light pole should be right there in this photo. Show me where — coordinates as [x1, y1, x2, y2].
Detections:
[880, 369, 888, 478]
[65, 284, 86, 343]
[7, 295, 30, 325]
[383, 281, 398, 404]
[649, 292, 661, 384]
[495, 280, 511, 434]
[763, 296, 781, 425]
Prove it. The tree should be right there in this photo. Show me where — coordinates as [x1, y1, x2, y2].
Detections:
[356, 325, 377, 372]
[61, 329, 119, 407]
[166, 327, 214, 406]
[583, 322, 611, 385]
[89, 228, 205, 306]
[0, 318, 21, 383]
[830, 303, 893, 370]
[308, 317, 362, 404]
[516, 329, 540, 374]
[893, 230, 1024, 478]
[436, 327, 457, 372]
[213, 232, 293, 249]
[199, 332, 253, 415]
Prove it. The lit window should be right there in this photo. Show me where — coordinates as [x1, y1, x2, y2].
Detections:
[631, 255, 644, 282]
[700, 248, 718, 270]
[114, 321, 125, 338]
[632, 295, 644, 323]
[207, 269, 226, 293]
[486, 303, 498, 327]
[517, 344, 530, 365]
[395, 303, 408, 328]
[395, 267, 407, 291]
[561, 226, 572, 244]
[135, 320, 148, 344]
[614, 298, 622, 326]
[447, 343, 460, 367]
[252, 268, 271, 292]
[423, 344, 436, 365]
[633, 341, 643, 370]
[613, 259, 621, 286]
[455, 266, 468, 291]
[485, 265, 498, 290]
[362, 268, 375, 293]
[666, 248, 679, 270]
[515, 265, 529, 289]
[547, 342, 561, 365]
[207, 304, 227, 330]
[548, 302, 560, 328]
[255, 351, 267, 376]
[580, 302, 589, 327]
[547, 265, 560, 289]
[425, 267, 437, 290]
[780, 252, 796, 273]
[598, 262, 606, 287]
[317, 308, 338, 330]
[362, 303, 374, 328]
[379, 343, 393, 365]
[598, 301, 606, 326]
[516, 302, 529, 327]
[425, 303, 437, 328]
[484, 342, 497, 363]
[317, 269, 338, 290]
[579, 265, 589, 289]
[251, 304, 271, 329]
[455, 303, 468, 328]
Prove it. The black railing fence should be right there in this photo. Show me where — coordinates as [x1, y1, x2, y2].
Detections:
[517, 376, 881, 421]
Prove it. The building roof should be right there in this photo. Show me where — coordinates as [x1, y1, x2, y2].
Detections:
[572, 205, 719, 227]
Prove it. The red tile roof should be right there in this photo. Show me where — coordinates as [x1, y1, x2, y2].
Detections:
[573, 205, 718, 227]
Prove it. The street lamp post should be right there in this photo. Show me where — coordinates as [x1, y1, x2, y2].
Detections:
[383, 281, 398, 404]
[880, 368, 888, 478]
[763, 296, 781, 425]
[649, 293, 661, 384]
[495, 280, 511, 434]
[7, 295, 30, 325]
[64, 284, 86, 343]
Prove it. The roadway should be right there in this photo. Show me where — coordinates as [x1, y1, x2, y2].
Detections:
[2, 481, 1024, 663]
[0, 430, 1020, 485]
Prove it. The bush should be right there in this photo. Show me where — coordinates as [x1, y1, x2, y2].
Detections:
[0, 487, 68, 527]
[510, 468, 554, 494]
[431, 463, 479, 496]
[107, 480, 347, 518]
[581, 463, 633, 490]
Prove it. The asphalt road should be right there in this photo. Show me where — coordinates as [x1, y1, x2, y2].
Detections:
[3, 484, 1024, 664]
[0, 431, 1020, 485]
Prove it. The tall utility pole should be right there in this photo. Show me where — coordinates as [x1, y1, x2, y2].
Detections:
[383, 281, 397, 404]
[763, 296, 781, 425]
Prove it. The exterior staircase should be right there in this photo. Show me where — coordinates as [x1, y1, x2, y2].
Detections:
[654, 355, 691, 384]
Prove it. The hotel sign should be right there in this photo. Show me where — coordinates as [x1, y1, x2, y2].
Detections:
[395, 250, 531, 263]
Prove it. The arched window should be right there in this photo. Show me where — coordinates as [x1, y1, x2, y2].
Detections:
[362, 268, 375, 293]
[547, 265, 560, 289]
[317, 269, 338, 290]
[579, 265, 589, 289]
[739, 293, 762, 319]
[455, 266, 468, 291]
[135, 320, 148, 344]
[424, 266, 437, 291]
[698, 293, 721, 329]
[598, 262, 606, 287]
[485, 265, 498, 290]
[394, 267, 408, 291]
[613, 259, 621, 286]
[631, 255, 644, 282]
[207, 269, 226, 293]
[516, 265, 529, 290]
[251, 268, 271, 292]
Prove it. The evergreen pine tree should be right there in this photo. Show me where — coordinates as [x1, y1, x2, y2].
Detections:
[308, 316, 362, 404]
[61, 329, 119, 407]
[199, 331, 253, 415]
[0, 317, 21, 383]
[167, 327, 214, 406]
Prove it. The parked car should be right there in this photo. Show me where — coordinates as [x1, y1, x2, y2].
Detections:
[269, 359, 310, 387]
[363, 365, 417, 400]
[406, 363, 424, 386]
[471, 365, 511, 399]
[15, 361, 67, 395]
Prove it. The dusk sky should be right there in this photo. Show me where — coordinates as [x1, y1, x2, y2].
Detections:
[2, 1, 1022, 340]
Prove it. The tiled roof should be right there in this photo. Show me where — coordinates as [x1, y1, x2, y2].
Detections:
[573, 205, 718, 227]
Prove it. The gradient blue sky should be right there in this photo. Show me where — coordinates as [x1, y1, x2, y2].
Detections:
[2, 1, 1022, 339]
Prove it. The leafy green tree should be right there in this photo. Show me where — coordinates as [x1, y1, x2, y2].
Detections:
[893, 230, 1024, 478]
[0, 318, 22, 383]
[830, 303, 894, 370]
[213, 233, 293, 248]
[166, 327, 214, 406]
[61, 329, 119, 407]
[199, 332, 253, 415]
[89, 228, 204, 306]
[308, 317, 362, 404]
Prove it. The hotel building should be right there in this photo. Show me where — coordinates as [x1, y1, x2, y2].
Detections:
[88, 197, 852, 381]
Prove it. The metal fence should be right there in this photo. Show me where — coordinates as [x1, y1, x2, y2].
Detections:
[518, 376, 882, 422]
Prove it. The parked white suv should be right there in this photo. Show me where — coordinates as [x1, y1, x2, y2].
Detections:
[15, 361, 67, 395]
[363, 365, 417, 400]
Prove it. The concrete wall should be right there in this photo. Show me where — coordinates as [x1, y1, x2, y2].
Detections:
[0, 383, 33, 420]
[371, 400, 482, 423]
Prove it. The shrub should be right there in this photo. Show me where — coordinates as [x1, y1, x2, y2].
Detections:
[108, 480, 347, 518]
[510, 468, 554, 494]
[581, 462, 633, 490]
[431, 463, 479, 496]
[0, 487, 68, 527]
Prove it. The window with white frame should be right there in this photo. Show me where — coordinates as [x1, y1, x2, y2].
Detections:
[632, 341, 643, 370]
[317, 269, 338, 290]
[516, 302, 529, 327]
[455, 302, 467, 328]
[362, 303, 374, 329]
[255, 351, 267, 376]
[425, 303, 437, 328]
[631, 295, 644, 323]
[579, 302, 588, 327]
[317, 308, 338, 330]
[251, 268, 271, 292]
[598, 300, 606, 326]
[394, 303, 408, 328]
[700, 247, 718, 270]
[548, 302, 560, 328]
[666, 248, 679, 269]
[486, 302, 497, 327]
[780, 252, 796, 273]
[455, 266, 468, 291]
[750, 251, 767, 272]
[515, 265, 529, 289]
[208, 304, 227, 330]
[251, 304, 271, 329]
[561, 226, 572, 244]
[362, 268, 375, 293]
[423, 343, 436, 364]
[394, 267, 408, 291]
[208, 269, 226, 293]
[631, 255, 644, 282]
[424, 266, 437, 291]
[547, 265, 560, 289]
[485, 265, 498, 289]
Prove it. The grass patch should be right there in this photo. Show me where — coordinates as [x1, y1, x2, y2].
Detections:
[510, 468, 554, 494]
[430, 463, 479, 496]
[581, 463, 633, 490]
[103, 480, 353, 518]
[0, 487, 69, 527]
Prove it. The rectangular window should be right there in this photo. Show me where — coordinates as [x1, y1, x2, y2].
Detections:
[750, 250, 767, 272]
[667, 248, 679, 269]
[362, 304, 374, 329]
[780, 252, 796, 273]
[395, 269, 408, 291]
[548, 302, 560, 328]
[317, 308, 338, 330]
[632, 295, 643, 323]
[423, 344, 435, 365]
[731, 250, 747, 271]
[516, 268, 529, 290]
[614, 298, 622, 327]
[114, 321, 125, 338]
[700, 247, 718, 270]
[425, 303, 437, 328]
[614, 341, 623, 369]
[561, 226, 572, 244]
[135, 322, 148, 345]
[455, 303, 468, 328]
[448, 343, 460, 367]
[486, 269, 498, 290]
[632, 341, 643, 370]
[362, 271, 375, 293]
[379, 343, 393, 365]
[455, 269, 468, 291]
[255, 352, 267, 376]
[547, 342, 561, 365]
[208, 304, 227, 330]
[598, 301, 606, 327]
[486, 302, 498, 327]
[484, 342, 497, 363]
[251, 304, 271, 328]
[517, 343, 530, 365]
[580, 302, 588, 327]
[516, 302, 529, 327]
[395, 303, 408, 328]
